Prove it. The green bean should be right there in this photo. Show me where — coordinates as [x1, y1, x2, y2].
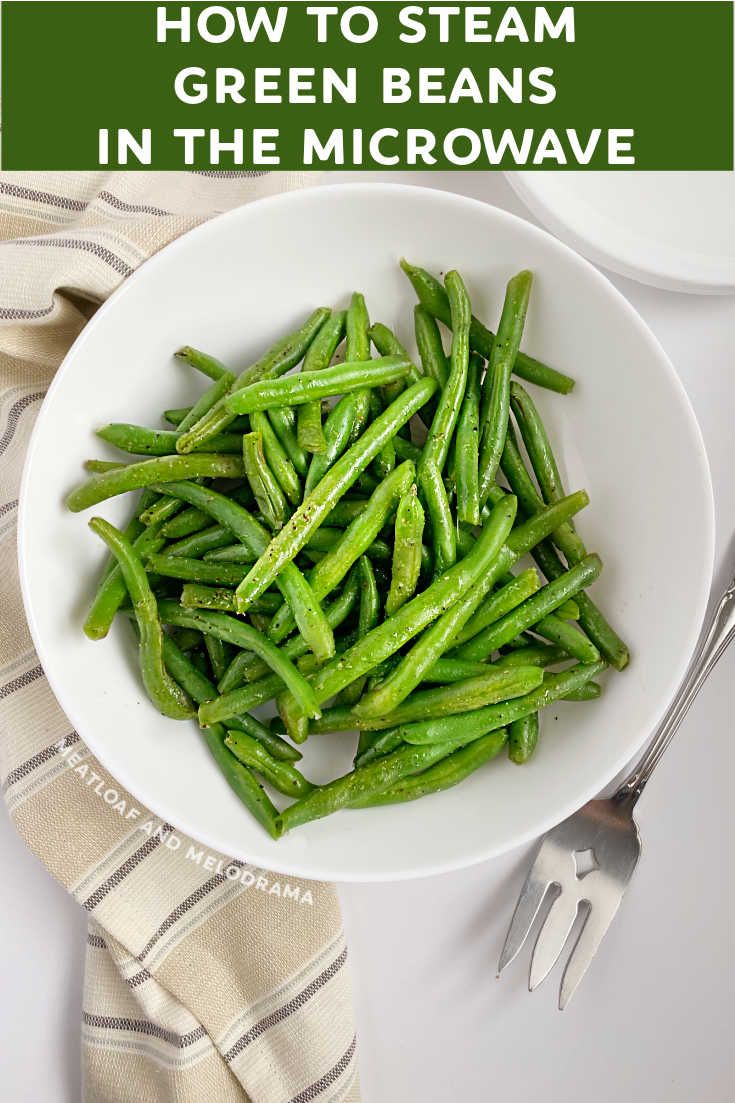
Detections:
[297, 309, 347, 453]
[478, 270, 533, 503]
[400, 259, 575, 395]
[163, 407, 191, 427]
[84, 459, 123, 473]
[233, 379, 436, 611]
[511, 382, 566, 501]
[138, 495, 184, 527]
[455, 554, 602, 660]
[400, 661, 606, 745]
[354, 495, 517, 720]
[203, 633, 229, 682]
[353, 728, 402, 767]
[452, 569, 540, 648]
[204, 725, 282, 838]
[160, 506, 210, 539]
[419, 458, 456, 576]
[156, 602, 321, 719]
[493, 643, 567, 669]
[305, 392, 362, 496]
[532, 613, 601, 663]
[165, 524, 234, 559]
[267, 406, 309, 477]
[351, 730, 508, 806]
[175, 345, 232, 382]
[84, 524, 167, 640]
[225, 357, 411, 417]
[323, 498, 371, 527]
[308, 666, 542, 733]
[214, 570, 359, 696]
[279, 490, 588, 725]
[414, 304, 448, 388]
[268, 461, 414, 643]
[249, 411, 301, 507]
[557, 598, 580, 620]
[88, 519, 193, 718]
[393, 437, 422, 464]
[368, 322, 421, 408]
[180, 583, 280, 615]
[178, 373, 237, 435]
[242, 431, 289, 531]
[145, 554, 249, 586]
[508, 713, 539, 764]
[277, 740, 457, 833]
[386, 485, 424, 615]
[96, 424, 243, 457]
[152, 481, 334, 663]
[421, 271, 471, 474]
[176, 308, 330, 452]
[66, 455, 244, 512]
[454, 352, 482, 525]
[338, 556, 380, 707]
[566, 682, 602, 701]
[225, 730, 313, 798]
[422, 657, 492, 683]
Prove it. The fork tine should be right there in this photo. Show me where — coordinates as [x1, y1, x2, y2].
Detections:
[498, 853, 554, 974]
[558, 895, 622, 1010]
[528, 889, 580, 991]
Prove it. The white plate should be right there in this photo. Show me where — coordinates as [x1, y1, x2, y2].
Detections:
[18, 184, 714, 882]
[506, 172, 735, 294]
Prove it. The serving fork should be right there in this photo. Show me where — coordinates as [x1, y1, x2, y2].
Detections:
[498, 572, 735, 1009]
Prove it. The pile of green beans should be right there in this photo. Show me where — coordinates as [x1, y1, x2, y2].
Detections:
[69, 262, 628, 839]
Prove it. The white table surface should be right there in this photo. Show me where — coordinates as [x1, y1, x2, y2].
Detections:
[2, 171, 734, 1102]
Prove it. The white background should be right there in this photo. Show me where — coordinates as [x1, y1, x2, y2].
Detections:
[2, 172, 735, 1101]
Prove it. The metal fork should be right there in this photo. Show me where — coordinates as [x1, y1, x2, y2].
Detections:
[498, 572, 735, 1009]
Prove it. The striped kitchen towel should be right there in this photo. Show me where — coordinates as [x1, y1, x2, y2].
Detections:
[0, 171, 359, 1103]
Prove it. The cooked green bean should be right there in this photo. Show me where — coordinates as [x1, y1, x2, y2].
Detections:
[338, 555, 380, 707]
[267, 460, 414, 644]
[163, 407, 191, 427]
[307, 666, 542, 733]
[455, 554, 602, 660]
[225, 357, 411, 417]
[203, 633, 229, 682]
[493, 643, 567, 670]
[160, 506, 210, 539]
[152, 480, 334, 663]
[454, 352, 482, 525]
[478, 270, 533, 503]
[305, 392, 363, 496]
[510, 382, 567, 507]
[178, 373, 237, 435]
[354, 495, 517, 720]
[83, 459, 124, 473]
[96, 424, 243, 457]
[84, 524, 166, 640]
[422, 270, 471, 473]
[386, 485, 424, 615]
[266, 405, 309, 477]
[204, 725, 282, 838]
[67, 455, 243, 512]
[249, 411, 302, 506]
[145, 554, 249, 586]
[297, 309, 347, 453]
[89, 519, 193, 719]
[175, 345, 231, 382]
[420, 458, 456, 576]
[508, 712, 539, 764]
[155, 602, 321, 719]
[452, 569, 540, 648]
[138, 494, 185, 527]
[165, 524, 234, 559]
[532, 613, 601, 664]
[400, 661, 606, 745]
[233, 379, 437, 611]
[225, 730, 313, 798]
[242, 431, 289, 531]
[350, 730, 508, 806]
[179, 583, 281, 615]
[414, 304, 448, 388]
[401, 259, 574, 395]
[215, 570, 359, 695]
[278, 740, 456, 833]
[176, 308, 330, 452]
[279, 490, 588, 724]
[368, 322, 421, 407]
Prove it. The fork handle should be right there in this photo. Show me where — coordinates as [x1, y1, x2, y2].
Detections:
[616, 575, 735, 803]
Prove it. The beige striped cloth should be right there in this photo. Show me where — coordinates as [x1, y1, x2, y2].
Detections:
[0, 172, 359, 1103]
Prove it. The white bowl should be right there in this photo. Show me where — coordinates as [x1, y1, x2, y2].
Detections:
[18, 184, 714, 882]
